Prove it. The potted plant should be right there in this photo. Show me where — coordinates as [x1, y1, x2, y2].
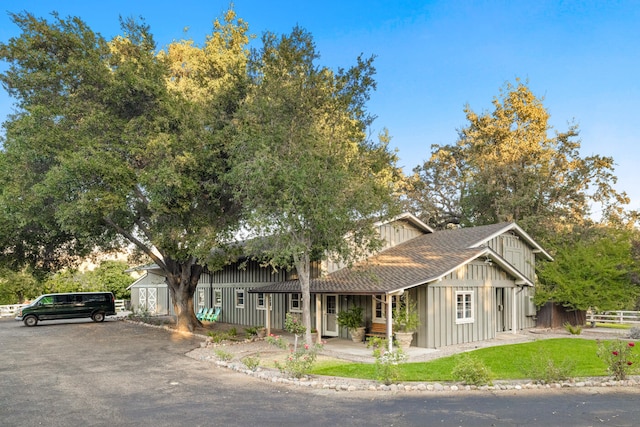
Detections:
[336, 306, 365, 342]
[392, 297, 420, 348]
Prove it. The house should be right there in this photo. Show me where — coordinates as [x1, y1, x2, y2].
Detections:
[128, 213, 552, 349]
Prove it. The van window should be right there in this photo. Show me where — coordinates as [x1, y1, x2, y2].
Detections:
[85, 294, 107, 302]
[40, 296, 54, 305]
[54, 295, 73, 304]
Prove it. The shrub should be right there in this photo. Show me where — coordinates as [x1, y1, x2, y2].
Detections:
[214, 349, 233, 361]
[451, 354, 493, 386]
[520, 349, 575, 383]
[274, 343, 322, 378]
[266, 333, 288, 349]
[245, 326, 259, 338]
[242, 354, 260, 371]
[597, 340, 638, 380]
[208, 331, 229, 344]
[563, 322, 583, 335]
[367, 338, 407, 385]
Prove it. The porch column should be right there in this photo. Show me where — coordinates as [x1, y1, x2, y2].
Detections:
[265, 294, 271, 336]
[386, 294, 393, 352]
[512, 287, 517, 334]
[315, 294, 322, 344]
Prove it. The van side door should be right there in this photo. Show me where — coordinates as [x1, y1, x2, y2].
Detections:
[53, 294, 74, 319]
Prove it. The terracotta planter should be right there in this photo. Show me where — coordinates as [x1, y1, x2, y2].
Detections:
[350, 326, 366, 343]
[395, 331, 414, 348]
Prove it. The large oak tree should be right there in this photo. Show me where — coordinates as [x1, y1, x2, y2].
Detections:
[0, 10, 248, 331]
[406, 80, 633, 239]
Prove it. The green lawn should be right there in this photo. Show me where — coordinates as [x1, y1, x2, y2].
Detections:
[310, 338, 635, 381]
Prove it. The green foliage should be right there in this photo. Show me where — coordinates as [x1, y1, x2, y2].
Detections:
[392, 296, 420, 332]
[214, 349, 234, 362]
[519, 348, 575, 383]
[244, 326, 259, 338]
[597, 340, 639, 380]
[274, 343, 322, 379]
[229, 26, 402, 343]
[42, 260, 132, 299]
[536, 228, 640, 311]
[336, 305, 364, 330]
[207, 331, 230, 344]
[311, 338, 608, 381]
[407, 79, 633, 235]
[242, 354, 260, 371]
[563, 322, 583, 335]
[372, 345, 407, 385]
[266, 334, 289, 349]
[0, 8, 248, 332]
[0, 268, 42, 304]
[451, 354, 493, 386]
[284, 313, 306, 336]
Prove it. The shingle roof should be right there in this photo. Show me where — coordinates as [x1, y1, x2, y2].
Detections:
[253, 222, 535, 295]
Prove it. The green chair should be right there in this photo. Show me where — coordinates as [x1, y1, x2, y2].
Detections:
[198, 307, 213, 321]
[195, 307, 204, 320]
[205, 307, 221, 322]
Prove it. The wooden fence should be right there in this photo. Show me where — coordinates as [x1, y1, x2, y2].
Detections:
[587, 310, 640, 326]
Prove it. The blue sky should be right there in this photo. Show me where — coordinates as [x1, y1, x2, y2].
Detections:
[1, 1, 639, 213]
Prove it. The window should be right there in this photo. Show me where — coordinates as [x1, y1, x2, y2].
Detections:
[372, 294, 402, 322]
[289, 293, 302, 312]
[256, 292, 266, 310]
[456, 291, 474, 324]
[235, 289, 245, 308]
[214, 289, 222, 307]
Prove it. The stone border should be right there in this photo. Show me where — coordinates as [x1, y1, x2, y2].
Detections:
[127, 319, 640, 393]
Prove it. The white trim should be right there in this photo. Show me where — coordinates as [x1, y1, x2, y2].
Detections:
[289, 293, 302, 312]
[235, 289, 245, 309]
[374, 212, 435, 234]
[214, 288, 222, 307]
[455, 291, 474, 324]
[256, 292, 266, 310]
[469, 223, 553, 261]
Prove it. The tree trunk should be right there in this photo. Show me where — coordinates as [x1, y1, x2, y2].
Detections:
[294, 251, 313, 345]
[165, 259, 203, 332]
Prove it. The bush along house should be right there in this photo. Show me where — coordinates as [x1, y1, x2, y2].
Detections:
[128, 213, 552, 349]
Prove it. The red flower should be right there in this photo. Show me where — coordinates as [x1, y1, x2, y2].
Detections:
[612, 351, 619, 356]
[629, 342, 635, 347]
[628, 361, 633, 366]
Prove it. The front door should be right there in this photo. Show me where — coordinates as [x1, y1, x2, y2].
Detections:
[322, 294, 339, 337]
[496, 288, 505, 332]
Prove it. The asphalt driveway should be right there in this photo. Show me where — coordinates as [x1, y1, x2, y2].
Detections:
[2, 317, 640, 427]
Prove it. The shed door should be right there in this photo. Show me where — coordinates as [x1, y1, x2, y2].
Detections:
[322, 294, 339, 337]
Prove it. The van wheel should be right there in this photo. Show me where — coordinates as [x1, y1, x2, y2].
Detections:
[23, 315, 38, 327]
[92, 312, 105, 322]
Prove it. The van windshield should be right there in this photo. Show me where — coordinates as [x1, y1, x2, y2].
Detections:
[38, 296, 54, 305]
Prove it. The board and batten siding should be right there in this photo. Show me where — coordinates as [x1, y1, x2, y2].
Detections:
[486, 233, 537, 282]
[324, 219, 428, 274]
[416, 261, 536, 349]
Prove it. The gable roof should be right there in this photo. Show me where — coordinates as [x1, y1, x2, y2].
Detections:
[253, 222, 545, 295]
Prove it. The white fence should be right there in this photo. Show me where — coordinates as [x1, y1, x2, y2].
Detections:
[114, 299, 127, 312]
[0, 304, 28, 318]
[587, 310, 640, 326]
